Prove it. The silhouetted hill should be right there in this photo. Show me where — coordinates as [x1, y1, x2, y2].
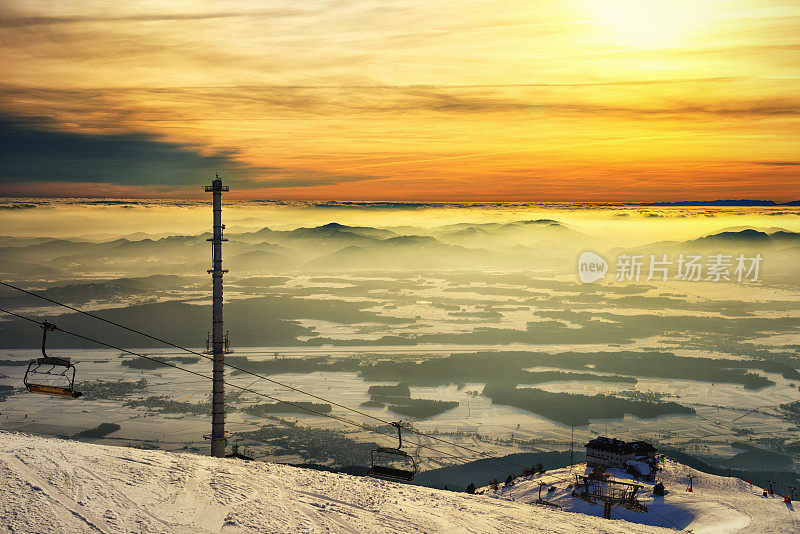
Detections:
[692, 229, 800, 246]
[694, 229, 771, 243]
[300, 222, 397, 240]
[641, 200, 782, 206]
[304, 235, 517, 270]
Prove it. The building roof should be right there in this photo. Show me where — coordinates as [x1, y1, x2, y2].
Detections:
[585, 436, 657, 455]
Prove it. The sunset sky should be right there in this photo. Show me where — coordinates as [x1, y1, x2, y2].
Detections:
[1, 0, 799, 201]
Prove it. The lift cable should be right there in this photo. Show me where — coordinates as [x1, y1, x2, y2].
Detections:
[7, 278, 783, 461]
[0, 306, 510, 473]
[0, 280, 533, 473]
[690, 406, 789, 439]
[726, 404, 777, 425]
[0, 306, 518, 477]
[1, 305, 761, 519]
[2, 282, 790, 497]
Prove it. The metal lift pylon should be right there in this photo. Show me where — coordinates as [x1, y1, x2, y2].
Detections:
[204, 175, 230, 458]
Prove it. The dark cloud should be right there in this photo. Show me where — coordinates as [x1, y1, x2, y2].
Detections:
[249, 173, 379, 189]
[0, 114, 254, 186]
[0, 85, 531, 119]
[196, 85, 531, 115]
[0, 202, 38, 209]
[4, 84, 796, 121]
[0, 10, 306, 28]
[424, 77, 745, 88]
[0, 113, 387, 193]
[544, 99, 800, 118]
[753, 161, 800, 166]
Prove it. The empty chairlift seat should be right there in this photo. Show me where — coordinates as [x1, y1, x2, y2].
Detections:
[369, 447, 417, 481]
[23, 321, 82, 399]
[368, 421, 417, 482]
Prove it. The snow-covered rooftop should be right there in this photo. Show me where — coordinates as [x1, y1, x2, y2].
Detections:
[585, 436, 657, 455]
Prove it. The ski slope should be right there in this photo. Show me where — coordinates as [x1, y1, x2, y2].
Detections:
[0, 431, 668, 533]
[482, 460, 800, 533]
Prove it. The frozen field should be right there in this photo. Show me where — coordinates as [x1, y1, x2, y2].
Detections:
[2, 344, 799, 470]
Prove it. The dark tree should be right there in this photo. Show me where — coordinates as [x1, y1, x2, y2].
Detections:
[653, 482, 666, 496]
[505, 475, 514, 487]
[466, 483, 476, 494]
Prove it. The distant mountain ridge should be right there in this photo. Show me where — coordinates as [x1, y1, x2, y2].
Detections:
[692, 228, 800, 245]
[637, 199, 799, 206]
[2, 219, 798, 280]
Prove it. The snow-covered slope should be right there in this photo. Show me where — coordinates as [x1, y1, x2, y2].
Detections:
[0, 432, 668, 533]
[481, 460, 800, 534]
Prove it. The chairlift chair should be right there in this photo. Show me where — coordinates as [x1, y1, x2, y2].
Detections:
[23, 321, 82, 399]
[368, 421, 417, 482]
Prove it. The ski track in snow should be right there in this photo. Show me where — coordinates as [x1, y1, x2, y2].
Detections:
[0, 431, 672, 534]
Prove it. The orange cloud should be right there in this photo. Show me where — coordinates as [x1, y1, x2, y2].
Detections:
[0, 0, 798, 200]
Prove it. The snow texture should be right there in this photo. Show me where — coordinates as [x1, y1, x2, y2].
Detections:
[0, 431, 668, 533]
[481, 459, 800, 533]
[623, 460, 650, 477]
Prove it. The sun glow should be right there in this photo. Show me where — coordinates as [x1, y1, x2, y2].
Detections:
[582, 0, 713, 48]
[0, 1, 798, 201]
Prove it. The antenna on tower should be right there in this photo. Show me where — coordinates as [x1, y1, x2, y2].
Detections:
[203, 331, 233, 355]
[570, 425, 574, 469]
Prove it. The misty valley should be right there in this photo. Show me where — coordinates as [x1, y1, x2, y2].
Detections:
[1, 201, 800, 490]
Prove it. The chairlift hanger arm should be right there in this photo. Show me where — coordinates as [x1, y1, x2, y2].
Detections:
[40, 320, 55, 358]
[391, 421, 404, 449]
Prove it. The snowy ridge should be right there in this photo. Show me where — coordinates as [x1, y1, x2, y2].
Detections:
[0, 431, 668, 533]
[480, 460, 800, 533]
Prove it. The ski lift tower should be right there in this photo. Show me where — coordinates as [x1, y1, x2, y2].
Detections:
[573, 474, 648, 519]
[204, 175, 229, 458]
